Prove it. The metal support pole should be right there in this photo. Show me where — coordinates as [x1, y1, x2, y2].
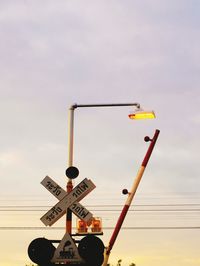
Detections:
[66, 106, 75, 234]
[66, 102, 145, 234]
[68, 106, 75, 167]
[102, 129, 160, 266]
[73, 103, 140, 109]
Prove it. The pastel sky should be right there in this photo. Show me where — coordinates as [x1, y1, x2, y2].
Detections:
[0, 1, 200, 266]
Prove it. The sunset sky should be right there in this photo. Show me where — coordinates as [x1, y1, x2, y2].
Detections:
[0, 1, 200, 266]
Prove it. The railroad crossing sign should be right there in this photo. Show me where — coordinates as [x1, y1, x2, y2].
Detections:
[51, 232, 83, 263]
[40, 175, 96, 226]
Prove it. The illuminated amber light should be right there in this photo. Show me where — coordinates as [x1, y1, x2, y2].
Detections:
[129, 110, 156, 120]
[77, 220, 88, 234]
[76, 217, 103, 234]
[91, 217, 102, 233]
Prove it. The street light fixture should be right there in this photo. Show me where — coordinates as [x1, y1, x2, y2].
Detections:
[66, 102, 156, 233]
[129, 108, 156, 120]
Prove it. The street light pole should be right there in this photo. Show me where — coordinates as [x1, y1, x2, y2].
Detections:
[68, 102, 140, 166]
[68, 105, 75, 167]
[66, 102, 155, 234]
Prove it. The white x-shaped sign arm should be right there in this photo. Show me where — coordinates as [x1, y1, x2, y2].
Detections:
[40, 176, 95, 226]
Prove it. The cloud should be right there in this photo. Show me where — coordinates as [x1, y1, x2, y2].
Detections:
[0, 150, 23, 167]
[0, 2, 200, 266]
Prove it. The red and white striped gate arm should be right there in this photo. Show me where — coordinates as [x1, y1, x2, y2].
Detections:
[102, 129, 160, 266]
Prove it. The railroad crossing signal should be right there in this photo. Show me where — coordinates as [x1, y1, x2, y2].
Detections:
[40, 176, 96, 226]
[39, 174, 99, 264]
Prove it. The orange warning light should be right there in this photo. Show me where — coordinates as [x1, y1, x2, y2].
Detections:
[77, 220, 88, 234]
[91, 217, 102, 233]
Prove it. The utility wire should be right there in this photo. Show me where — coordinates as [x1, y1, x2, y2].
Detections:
[1, 203, 200, 206]
[0, 209, 200, 212]
[1, 203, 200, 212]
[1, 203, 200, 208]
[0, 226, 200, 230]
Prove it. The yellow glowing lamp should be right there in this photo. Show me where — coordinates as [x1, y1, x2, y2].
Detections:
[129, 109, 156, 120]
[77, 219, 88, 234]
[91, 217, 102, 233]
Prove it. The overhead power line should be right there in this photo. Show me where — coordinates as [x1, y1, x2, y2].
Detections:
[1, 203, 200, 212]
[1, 208, 200, 212]
[1, 203, 200, 208]
[0, 226, 200, 230]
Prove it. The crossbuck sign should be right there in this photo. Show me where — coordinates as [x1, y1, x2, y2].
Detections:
[40, 176, 96, 226]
